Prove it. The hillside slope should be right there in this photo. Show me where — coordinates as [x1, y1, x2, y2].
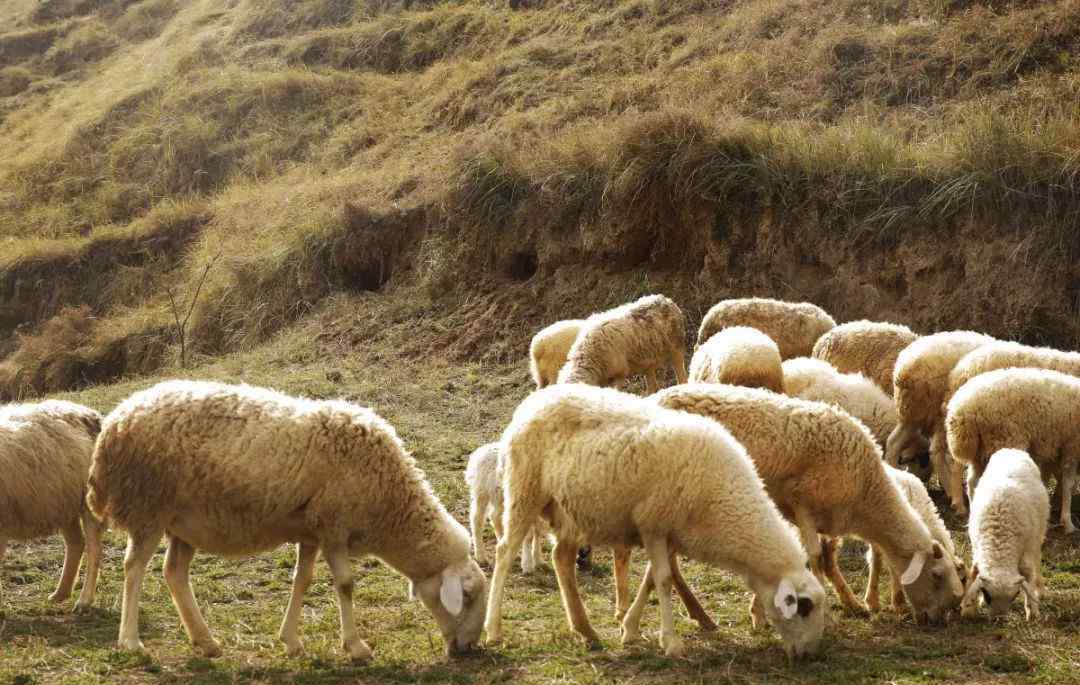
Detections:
[1, 0, 1079, 398]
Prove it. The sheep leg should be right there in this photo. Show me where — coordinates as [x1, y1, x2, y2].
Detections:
[643, 536, 683, 657]
[822, 537, 869, 616]
[1059, 459, 1076, 534]
[531, 526, 543, 567]
[621, 561, 653, 645]
[163, 535, 221, 657]
[1020, 561, 1041, 621]
[470, 494, 488, 565]
[670, 553, 717, 631]
[671, 347, 688, 385]
[966, 464, 982, 507]
[552, 538, 600, 647]
[50, 520, 85, 604]
[118, 531, 161, 652]
[74, 511, 104, 612]
[928, 429, 952, 502]
[613, 545, 631, 621]
[749, 593, 766, 630]
[322, 544, 372, 662]
[864, 545, 882, 612]
[278, 542, 318, 657]
[484, 522, 530, 644]
[947, 457, 968, 515]
[520, 526, 537, 574]
[793, 509, 823, 581]
[645, 369, 660, 394]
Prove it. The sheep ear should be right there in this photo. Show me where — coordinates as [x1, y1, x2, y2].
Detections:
[440, 572, 464, 616]
[774, 579, 798, 619]
[932, 541, 943, 560]
[901, 552, 926, 585]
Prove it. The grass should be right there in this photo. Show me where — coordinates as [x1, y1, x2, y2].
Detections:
[2, 292, 1080, 684]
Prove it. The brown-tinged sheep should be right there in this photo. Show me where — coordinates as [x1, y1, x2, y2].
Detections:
[695, 298, 835, 359]
[811, 320, 918, 395]
[528, 319, 584, 389]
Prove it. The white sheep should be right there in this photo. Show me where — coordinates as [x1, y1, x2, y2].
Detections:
[689, 326, 783, 392]
[943, 341, 1080, 499]
[863, 465, 964, 613]
[780, 357, 898, 447]
[557, 294, 688, 392]
[484, 384, 826, 660]
[695, 297, 835, 359]
[86, 380, 487, 660]
[464, 442, 543, 571]
[1, 400, 104, 613]
[529, 319, 584, 389]
[885, 330, 995, 514]
[945, 368, 1080, 534]
[653, 383, 964, 623]
[811, 320, 918, 395]
[961, 449, 1048, 621]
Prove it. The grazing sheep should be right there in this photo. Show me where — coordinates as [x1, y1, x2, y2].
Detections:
[557, 294, 688, 393]
[945, 368, 1080, 534]
[695, 298, 835, 359]
[689, 326, 783, 392]
[864, 465, 965, 613]
[484, 384, 826, 660]
[529, 319, 585, 389]
[886, 331, 995, 514]
[0, 400, 104, 613]
[811, 320, 918, 395]
[961, 449, 1048, 621]
[87, 380, 487, 660]
[653, 384, 964, 623]
[780, 357, 898, 447]
[464, 442, 543, 571]
[943, 341, 1080, 499]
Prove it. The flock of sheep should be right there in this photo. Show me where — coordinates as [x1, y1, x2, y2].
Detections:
[1, 294, 1077, 664]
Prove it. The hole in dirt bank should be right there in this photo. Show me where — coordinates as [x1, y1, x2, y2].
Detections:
[507, 250, 538, 281]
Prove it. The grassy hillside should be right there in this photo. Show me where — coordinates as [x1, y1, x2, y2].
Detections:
[2, 2, 1080, 682]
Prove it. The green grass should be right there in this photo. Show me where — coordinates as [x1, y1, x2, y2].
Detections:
[3, 293, 1080, 684]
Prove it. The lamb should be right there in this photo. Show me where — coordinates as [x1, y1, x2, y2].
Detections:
[885, 330, 996, 514]
[484, 384, 826, 660]
[945, 368, 1080, 534]
[557, 294, 688, 392]
[864, 465, 965, 613]
[1, 400, 104, 613]
[960, 449, 1048, 621]
[464, 442, 543, 572]
[689, 326, 783, 391]
[943, 341, 1080, 498]
[780, 357, 899, 447]
[695, 298, 835, 359]
[653, 383, 964, 623]
[529, 319, 584, 388]
[86, 380, 487, 660]
[811, 320, 918, 395]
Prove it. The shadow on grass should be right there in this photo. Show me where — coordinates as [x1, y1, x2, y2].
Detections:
[0, 607, 140, 649]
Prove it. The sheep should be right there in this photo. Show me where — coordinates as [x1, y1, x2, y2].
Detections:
[695, 298, 835, 360]
[961, 449, 1048, 621]
[557, 294, 688, 393]
[780, 357, 898, 447]
[86, 380, 487, 660]
[484, 384, 826, 660]
[942, 341, 1080, 501]
[689, 326, 783, 392]
[464, 442, 543, 572]
[0, 400, 104, 613]
[885, 330, 996, 514]
[529, 319, 584, 389]
[811, 320, 918, 395]
[864, 465, 965, 613]
[653, 383, 964, 623]
[945, 368, 1080, 534]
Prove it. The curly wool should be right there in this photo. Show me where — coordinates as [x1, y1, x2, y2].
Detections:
[1, 400, 100, 541]
[811, 320, 918, 395]
[88, 380, 470, 581]
[695, 298, 835, 359]
[946, 341, 1080, 411]
[558, 294, 687, 390]
[690, 326, 783, 392]
[528, 319, 585, 388]
[781, 357, 897, 446]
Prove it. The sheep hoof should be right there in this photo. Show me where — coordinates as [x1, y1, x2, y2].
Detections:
[344, 639, 373, 662]
[620, 626, 642, 646]
[48, 591, 71, 603]
[72, 601, 93, 615]
[283, 642, 304, 658]
[195, 639, 222, 658]
[660, 634, 684, 658]
[695, 618, 719, 633]
[117, 638, 145, 652]
[865, 597, 881, 613]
